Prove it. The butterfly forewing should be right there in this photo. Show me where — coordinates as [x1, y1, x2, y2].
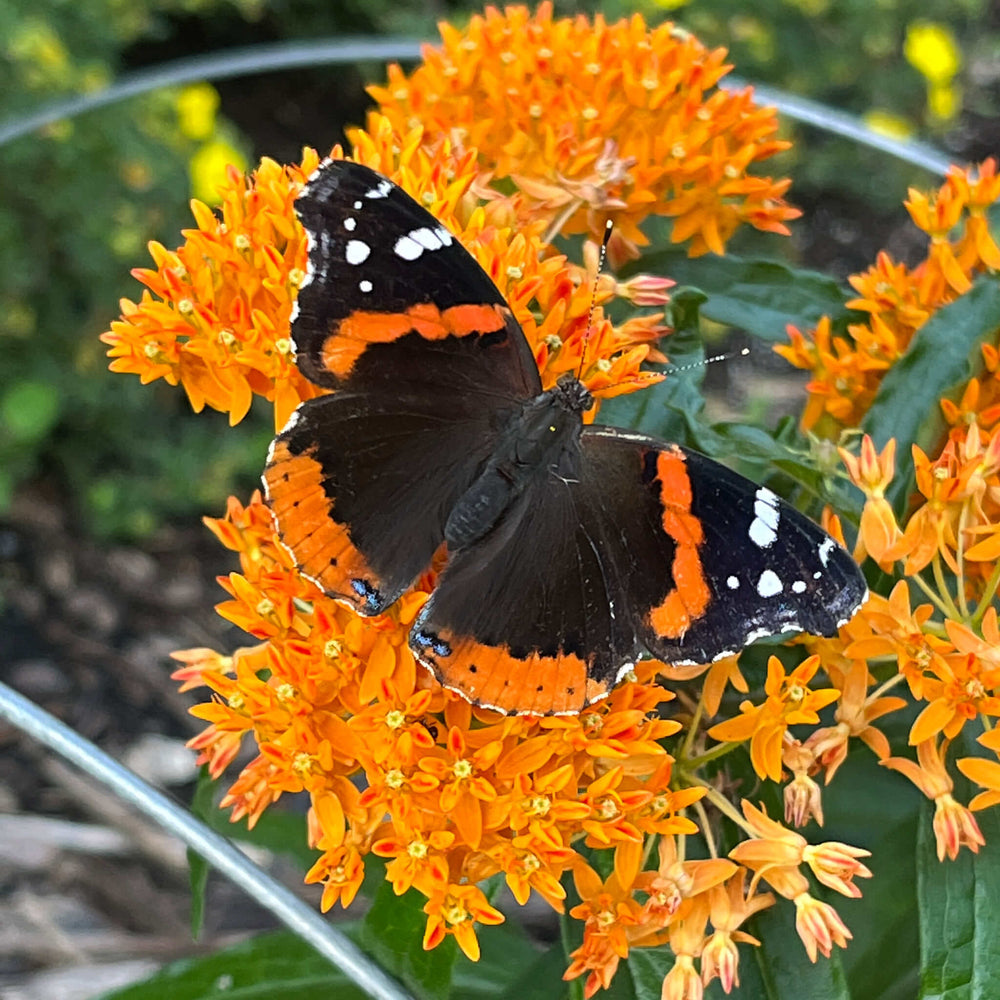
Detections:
[292, 159, 539, 398]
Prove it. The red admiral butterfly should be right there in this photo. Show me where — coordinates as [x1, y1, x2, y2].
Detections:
[263, 160, 867, 715]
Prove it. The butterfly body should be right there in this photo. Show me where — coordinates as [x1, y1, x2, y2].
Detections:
[446, 376, 592, 550]
[262, 159, 867, 715]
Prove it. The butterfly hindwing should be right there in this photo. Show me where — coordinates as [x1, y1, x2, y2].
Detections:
[412, 427, 867, 713]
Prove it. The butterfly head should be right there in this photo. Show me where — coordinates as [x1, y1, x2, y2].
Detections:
[554, 372, 594, 415]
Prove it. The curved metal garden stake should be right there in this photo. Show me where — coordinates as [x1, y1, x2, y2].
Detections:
[0, 680, 415, 1000]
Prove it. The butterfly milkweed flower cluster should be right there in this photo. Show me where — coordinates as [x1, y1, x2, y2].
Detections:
[100, 4, 1000, 997]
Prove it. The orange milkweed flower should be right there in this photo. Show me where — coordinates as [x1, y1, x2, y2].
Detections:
[485, 828, 573, 911]
[416, 725, 502, 849]
[630, 835, 736, 936]
[661, 953, 704, 1000]
[305, 843, 367, 911]
[908, 644, 1000, 745]
[102, 154, 322, 427]
[729, 801, 871, 900]
[700, 874, 774, 992]
[777, 161, 1000, 434]
[707, 655, 840, 781]
[891, 439, 967, 576]
[422, 883, 505, 961]
[845, 581, 948, 700]
[372, 827, 455, 897]
[805, 658, 907, 784]
[838, 435, 901, 567]
[782, 739, 825, 827]
[882, 737, 985, 860]
[368, 3, 798, 260]
[794, 892, 852, 963]
[565, 863, 644, 997]
[701, 655, 748, 718]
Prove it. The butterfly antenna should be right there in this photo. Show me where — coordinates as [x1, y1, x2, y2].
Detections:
[577, 219, 615, 381]
[665, 345, 751, 376]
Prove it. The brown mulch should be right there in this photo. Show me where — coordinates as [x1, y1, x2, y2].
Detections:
[0, 484, 315, 1000]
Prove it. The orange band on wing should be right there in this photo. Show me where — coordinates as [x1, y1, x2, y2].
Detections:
[648, 448, 711, 639]
[415, 631, 609, 716]
[320, 303, 508, 379]
[263, 439, 379, 607]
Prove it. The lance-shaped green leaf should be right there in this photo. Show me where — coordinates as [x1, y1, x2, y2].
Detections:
[624, 249, 859, 340]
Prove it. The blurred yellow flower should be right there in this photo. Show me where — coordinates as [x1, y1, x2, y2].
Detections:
[189, 138, 248, 205]
[928, 81, 961, 121]
[862, 110, 913, 141]
[177, 82, 221, 141]
[904, 21, 963, 121]
[904, 21, 961, 85]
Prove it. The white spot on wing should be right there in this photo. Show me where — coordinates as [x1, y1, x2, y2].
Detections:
[394, 226, 455, 261]
[394, 233, 422, 260]
[345, 240, 371, 265]
[818, 537, 836, 567]
[359, 279, 373, 293]
[757, 569, 783, 597]
[353, 200, 362, 210]
[365, 179, 392, 199]
[792, 580, 807, 594]
[726, 575, 740, 589]
[343, 217, 356, 231]
[749, 487, 780, 548]
[614, 661, 636, 684]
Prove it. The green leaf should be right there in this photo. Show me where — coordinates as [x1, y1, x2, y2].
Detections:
[625, 948, 674, 999]
[186, 766, 217, 939]
[971, 800, 1000, 999]
[824, 748, 921, 999]
[95, 930, 368, 1000]
[917, 801, 973, 998]
[598, 286, 707, 441]
[918, 729, 1000, 999]
[359, 881, 456, 1000]
[861, 276, 1000, 511]
[625, 250, 857, 340]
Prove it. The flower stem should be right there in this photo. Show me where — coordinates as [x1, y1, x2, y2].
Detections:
[972, 557, 1000, 626]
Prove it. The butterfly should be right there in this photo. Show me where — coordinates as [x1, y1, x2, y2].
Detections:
[262, 159, 867, 715]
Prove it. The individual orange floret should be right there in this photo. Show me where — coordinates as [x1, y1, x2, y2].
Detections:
[707, 655, 841, 781]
